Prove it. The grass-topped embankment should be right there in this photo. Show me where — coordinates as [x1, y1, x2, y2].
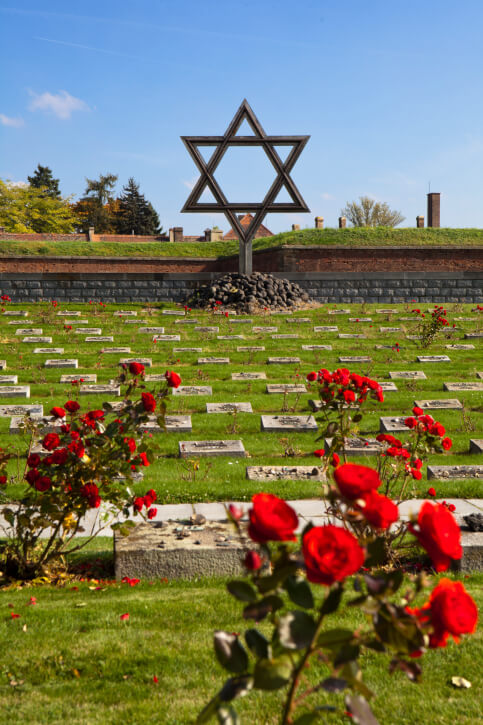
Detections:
[0, 227, 482, 257]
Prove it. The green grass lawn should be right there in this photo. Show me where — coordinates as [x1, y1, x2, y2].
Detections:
[0, 300, 482, 503]
[0, 227, 482, 257]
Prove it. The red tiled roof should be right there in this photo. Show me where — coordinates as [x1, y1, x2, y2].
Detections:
[223, 213, 273, 240]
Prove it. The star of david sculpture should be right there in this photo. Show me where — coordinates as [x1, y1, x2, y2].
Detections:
[180, 99, 310, 274]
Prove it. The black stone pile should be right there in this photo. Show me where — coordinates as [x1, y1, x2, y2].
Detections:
[187, 272, 310, 312]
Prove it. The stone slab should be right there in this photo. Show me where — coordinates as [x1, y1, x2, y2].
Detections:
[74, 328, 101, 335]
[389, 371, 426, 379]
[3, 311, 28, 316]
[15, 328, 42, 335]
[413, 398, 463, 409]
[417, 355, 451, 362]
[272, 334, 299, 339]
[198, 357, 230, 364]
[44, 359, 78, 368]
[9, 415, 61, 434]
[194, 327, 219, 333]
[349, 318, 372, 322]
[445, 344, 475, 350]
[175, 319, 199, 324]
[237, 346, 265, 352]
[246, 465, 326, 482]
[380, 416, 408, 433]
[328, 309, 350, 314]
[451, 531, 483, 573]
[60, 374, 97, 383]
[443, 382, 483, 392]
[153, 335, 181, 342]
[0, 361, 6, 370]
[0, 385, 29, 398]
[206, 403, 253, 413]
[338, 334, 366, 339]
[379, 382, 398, 391]
[179, 440, 246, 458]
[231, 372, 267, 380]
[114, 310, 137, 316]
[139, 415, 192, 433]
[0, 375, 17, 384]
[266, 384, 306, 394]
[138, 328, 165, 334]
[173, 348, 202, 353]
[217, 335, 244, 340]
[119, 357, 152, 367]
[57, 311, 82, 316]
[302, 344, 332, 350]
[376, 309, 398, 314]
[469, 439, 483, 454]
[427, 465, 483, 480]
[286, 317, 310, 323]
[0, 404, 42, 417]
[339, 356, 372, 363]
[162, 310, 185, 316]
[267, 357, 300, 364]
[79, 384, 121, 396]
[34, 348, 64, 354]
[114, 521, 245, 580]
[261, 415, 317, 432]
[375, 345, 402, 350]
[314, 326, 338, 332]
[379, 327, 402, 332]
[229, 319, 253, 324]
[85, 337, 114, 342]
[172, 386, 212, 396]
[464, 333, 483, 338]
[22, 337, 52, 343]
[67, 320, 90, 325]
[101, 347, 131, 353]
[252, 327, 277, 333]
[325, 437, 383, 456]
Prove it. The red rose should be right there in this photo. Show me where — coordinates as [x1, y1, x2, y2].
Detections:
[228, 504, 243, 521]
[306, 371, 317, 382]
[138, 452, 150, 467]
[303, 525, 365, 585]
[331, 453, 340, 467]
[427, 487, 436, 497]
[51, 448, 68, 465]
[124, 437, 136, 453]
[86, 410, 104, 421]
[409, 501, 462, 572]
[244, 551, 262, 570]
[80, 483, 101, 508]
[442, 437, 452, 450]
[248, 493, 298, 543]
[165, 370, 181, 388]
[50, 406, 66, 419]
[68, 440, 85, 458]
[144, 489, 157, 506]
[412, 406, 424, 416]
[42, 433, 60, 451]
[357, 491, 399, 530]
[411, 468, 423, 480]
[141, 392, 156, 412]
[65, 400, 80, 413]
[333, 463, 381, 500]
[27, 453, 41, 468]
[35, 476, 52, 492]
[404, 417, 417, 429]
[147, 507, 157, 520]
[129, 362, 145, 376]
[0, 475, 6, 485]
[343, 390, 356, 403]
[412, 579, 478, 648]
[313, 449, 325, 458]
[26, 469, 40, 485]
[133, 497, 144, 513]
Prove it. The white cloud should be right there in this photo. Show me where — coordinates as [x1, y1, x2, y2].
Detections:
[28, 90, 90, 120]
[7, 180, 28, 188]
[183, 176, 198, 191]
[321, 192, 335, 201]
[0, 114, 24, 128]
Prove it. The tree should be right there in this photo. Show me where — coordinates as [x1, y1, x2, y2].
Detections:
[27, 164, 61, 198]
[0, 180, 78, 233]
[340, 196, 405, 227]
[114, 177, 162, 235]
[73, 173, 118, 232]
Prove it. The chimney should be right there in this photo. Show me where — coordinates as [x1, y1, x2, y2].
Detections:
[416, 215, 424, 228]
[292, 224, 300, 231]
[204, 228, 211, 242]
[427, 193, 440, 228]
[314, 216, 324, 229]
[338, 216, 347, 229]
[173, 227, 184, 242]
[88, 226, 95, 241]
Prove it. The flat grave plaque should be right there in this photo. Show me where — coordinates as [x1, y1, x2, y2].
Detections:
[428, 465, 483, 480]
[406, 336, 423, 340]
[376, 309, 397, 314]
[119, 358, 152, 367]
[261, 415, 317, 432]
[302, 344, 332, 350]
[380, 416, 408, 433]
[309, 400, 359, 412]
[86, 337, 114, 342]
[231, 372, 267, 380]
[206, 403, 253, 413]
[464, 333, 483, 338]
[443, 382, 483, 392]
[375, 345, 402, 350]
[60, 374, 97, 383]
[175, 319, 199, 324]
[339, 356, 372, 363]
[237, 346, 265, 352]
[198, 357, 230, 364]
[194, 327, 219, 333]
[179, 439, 246, 458]
[3, 311, 28, 316]
[162, 310, 185, 316]
[74, 328, 101, 335]
[22, 337, 52, 343]
[446, 344, 475, 350]
[69, 320, 90, 325]
[0, 361, 7, 370]
[0, 404, 42, 417]
[314, 326, 338, 332]
[469, 439, 483, 454]
[454, 317, 476, 321]
[172, 386, 212, 396]
[218, 335, 244, 340]
[44, 359, 78, 368]
[417, 355, 450, 362]
[10, 415, 61, 434]
[101, 347, 131, 353]
[57, 311, 82, 316]
[286, 318, 310, 323]
[0, 385, 29, 398]
[15, 328, 42, 335]
[328, 309, 350, 315]
[267, 357, 300, 364]
[325, 437, 383, 456]
[477, 372, 483, 379]
[349, 318, 372, 322]
[266, 384, 306, 394]
[229, 319, 253, 324]
[414, 399, 463, 410]
[173, 348, 202, 353]
[338, 334, 366, 339]
[379, 327, 402, 333]
[0, 375, 17, 384]
[124, 320, 149, 324]
[139, 415, 192, 433]
[34, 348, 64, 354]
[272, 334, 299, 339]
[138, 328, 165, 334]
[400, 317, 419, 321]
[252, 326, 277, 333]
[246, 465, 325, 482]
[379, 382, 398, 391]
[80, 384, 121, 396]
[389, 371, 426, 379]
[153, 335, 181, 342]
[114, 311, 137, 316]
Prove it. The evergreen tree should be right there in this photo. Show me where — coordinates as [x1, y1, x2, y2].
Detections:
[27, 164, 61, 198]
[115, 178, 162, 235]
[73, 173, 118, 232]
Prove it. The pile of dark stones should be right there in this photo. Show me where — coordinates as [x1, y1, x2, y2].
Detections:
[187, 272, 311, 313]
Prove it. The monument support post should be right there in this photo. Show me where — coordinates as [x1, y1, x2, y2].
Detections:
[239, 240, 253, 275]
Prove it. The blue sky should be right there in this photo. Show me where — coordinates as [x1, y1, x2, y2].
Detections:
[1, 0, 483, 234]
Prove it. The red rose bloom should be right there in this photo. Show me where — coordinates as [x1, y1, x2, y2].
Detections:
[343, 390, 356, 404]
[442, 437, 452, 450]
[427, 487, 436, 497]
[244, 551, 262, 570]
[42, 433, 60, 451]
[51, 448, 68, 465]
[27, 453, 41, 468]
[404, 417, 417, 429]
[26, 469, 40, 485]
[429, 422, 445, 437]
[411, 579, 478, 648]
[86, 410, 104, 421]
[248, 493, 298, 543]
[306, 371, 317, 382]
[411, 468, 423, 480]
[133, 497, 144, 513]
[165, 370, 181, 388]
[138, 452, 150, 467]
[65, 400, 80, 413]
[35, 476, 52, 492]
[124, 437, 136, 453]
[129, 361, 145, 376]
[357, 491, 399, 530]
[0, 475, 6, 485]
[68, 440, 85, 458]
[144, 489, 157, 505]
[141, 392, 156, 412]
[313, 449, 325, 458]
[147, 507, 157, 519]
[333, 463, 381, 500]
[50, 406, 66, 419]
[408, 501, 462, 572]
[81, 483, 101, 508]
[303, 525, 365, 585]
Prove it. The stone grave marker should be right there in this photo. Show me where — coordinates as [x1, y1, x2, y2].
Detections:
[375, 345, 402, 350]
[173, 347, 202, 353]
[328, 309, 350, 314]
[22, 337, 52, 343]
[217, 335, 244, 340]
[389, 371, 426, 379]
[379, 327, 402, 333]
[252, 326, 277, 333]
[229, 319, 253, 324]
[469, 439, 483, 454]
[162, 310, 185, 316]
[15, 328, 42, 335]
[349, 318, 372, 322]
[246, 465, 325, 482]
[101, 347, 131, 353]
[144, 374, 169, 382]
[477, 373, 483, 380]
[338, 334, 366, 339]
[175, 319, 199, 324]
[10, 415, 62, 434]
[376, 309, 398, 314]
[314, 326, 338, 332]
[267, 357, 300, 364]
[266, 384, 306, 394]
[286, 318, 310, 324]
[446, 344, 475, 350]
[414, 399, 463, 409]
[60, 374, 97, 383]
[74, 328, 101, 335]
[114, 310, 137, 316]
[237, 346, 265, 352]
[206, 403, 253, 413]
[138, 327, 165, 334]
[0, 361, 6, 370]
[231, 372, 267, 380]
[3, 311, 28, 316]
[86, 337, 114, 342]
[68, 320, 90, 325]
[44, 359, 78, 368]
[0, 404, 42, 417]
[194, 327, 219, 333]
[428, 465, 483, 480]
[443, 382, 483, 392]
[34, 348, 64, 354]
[302, 344, 332, 350]
[261, 415, 317, 432]
[400, 317, 419, 321]
[380, 416, 408, 432]
[124, 320, 149, 324]
[464, 332, 483, 338]
[198, 357, 230, 364]
[406, 335, 423, 340]
[173, 386, 212, 396]
[325, 437, 383, 456]
[0, 385, 29, 398]
[80, 384, 121, 396]
[417, 355, 450, 363]
[179, 440, 246, 458]
[339, 356, 372, 363]
[139, 415, 192, 433]
[379, 382, 398, 391]
[454, 317, 476, 321]
[0, 375, 17, 384]
[272, 334, 299, 339]
[57, 311, 82, 316]
[119, 357, 152, 367]
[153, 335, 181, 342]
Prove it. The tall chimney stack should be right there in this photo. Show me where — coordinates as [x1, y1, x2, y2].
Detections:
[427, 193, 441, 227]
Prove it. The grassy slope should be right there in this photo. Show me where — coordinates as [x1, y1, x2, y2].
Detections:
[0, 227, 482, 257]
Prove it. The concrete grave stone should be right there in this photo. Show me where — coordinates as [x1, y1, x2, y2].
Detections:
[34, 348, 64, 354]
[138, 328, 165, 334]
[15, 328, 42, 335]
[266, 384, 306, 394]
[74, 328, 101, 335]
[60, 374, 97, 383]
[267, 357, 300, 364]
[57, 311, 82, 316]
[328, 309, 350, 314]
[314, 326, 338, 332]
[272, 334, 299, 339]
[477, 373, 483, 380]
[237, 346, 265, 352]
[153, 335, 181, 342]
[325, 437, 383, 456]
[379, 382, 398, 391]
[206, 403, 253, 413]
[139, 415, 192, 433]
[400, 317, 419, 321]
[101, 347, 131, 353]
[68, 320, 90, 325]
[414, 399, 463, 410]
[231, 372, 267, 380]
[172, 386, 212, 396]
[123, 320, 149, 324]
[0, 361, 6, 370]
[376, 309, 398, 314]
[469, 440, 483, 454]
[162, 310, 185, 316]
[443, 382, 483, 392]
[454, 317, 476, 321]
[464, 333, 483, 338]
[252, 326, 277, 333]
[261, 415, 317, 432]
[119, 358, 152, 367]
[198, 357, 230, 364]
[389, 371, 426, 379]
[406, 336, 423, 340]
[428, 465, 483, 480]
[22, 337, 52, 343]
[217, 335, 244, 340]
[286, 318, 310, 323]
[379, 327, 402, 333]
[338, 334, 366, 339]
[86, 337, 114, 342]
[417, 355, 450, 362]
[175, 319, 199, 324]
[446, 344, 475, 350]
[339, 356, 372, 363]
[173, 348, 202, 353]
[114, 311, 137, 316]
[379, 416, 410, 432]
[80, 384, 121, 396]
[0, 404, 42, 417]
[375, 345, 402, 350]
[9, 415, 62, 434]
[0, 375, 17, 384]
[194, 327, 219, 333]
[44, 359, 78, 368]
[302, 344, 332, 350]
[3, 311, 28, 316]
[246, 466, 325, 482]
[349, 318, 372, 322]
[0, 385, 29, 398]
[179, 440, 246, 458]
[229, 319, 253, 324]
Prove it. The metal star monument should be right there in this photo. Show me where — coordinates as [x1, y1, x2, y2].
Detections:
[180, 99, 310, 274]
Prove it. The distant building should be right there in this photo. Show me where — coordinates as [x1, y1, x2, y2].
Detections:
[223, 213, 273, 240]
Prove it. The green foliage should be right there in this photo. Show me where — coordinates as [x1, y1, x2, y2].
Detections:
[0, 180, 78, 233]
[115, 177, 163, 235]
[341, 196, 405, 227]
[27, 164, 61, 199]
[74, 173, 119, 232]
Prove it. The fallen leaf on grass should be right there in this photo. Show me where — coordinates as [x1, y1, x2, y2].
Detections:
[120, 613, 130, 621]
[451, 676, 472, 688]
